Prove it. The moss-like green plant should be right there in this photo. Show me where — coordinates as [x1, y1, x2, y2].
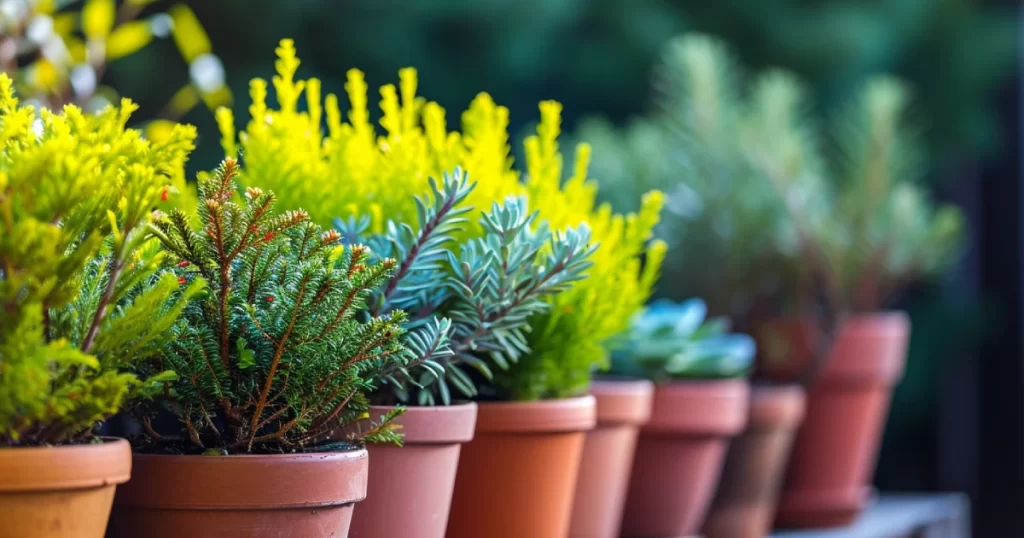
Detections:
[217, 40, 662, 402]
[339, 169, 595, 405]
[137, 159, 417, 454]
[583, 34, 963, 319]
[0, 74, 199, 446]
[611, 299, 755, 382]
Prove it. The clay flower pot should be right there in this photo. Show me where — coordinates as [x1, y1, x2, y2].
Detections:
[620, 378, 750, 537]
[755, 312, 910, 528]
[447, 395, 596, 538]
[569, 379, 654, 538]
[702, 384, 807, 538]
[349, 402, 477, 538]
[0, 437, 131, 538]
[108, 448, 368, 538]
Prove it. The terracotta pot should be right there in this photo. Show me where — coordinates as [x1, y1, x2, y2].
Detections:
[620, 379, 750, 537]
[348, 402, 477, 538]
[447, 395, 596, 538]
[0, 437, 131, 538]
[108, 448, 368, 538]
[569, 379, 654, 538]
[702, 384, 807, 538]
[754, 312, 909, 528]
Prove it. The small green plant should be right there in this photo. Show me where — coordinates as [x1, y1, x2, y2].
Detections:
[0, 73, 198, 446]
[611, 299, 755, 382]
[135, 159, 417, 454]
[337, 168, 595, 405]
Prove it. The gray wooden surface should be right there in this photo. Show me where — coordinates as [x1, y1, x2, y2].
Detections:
[770, 494, 971, 538]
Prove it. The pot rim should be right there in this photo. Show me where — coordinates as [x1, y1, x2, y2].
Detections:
[115, 447, 368, 509]
[748, 384, 807, 429]
[589, 378, 655, 425]
[644, 378, 750, 436]
[0, 436, 131, 492]
[367, 401, 478, 444]
[753, 312, 910, 386]
[474, 395, 596, 434]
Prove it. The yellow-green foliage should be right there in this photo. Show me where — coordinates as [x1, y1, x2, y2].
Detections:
[219, 40, 665, 400]
[0, 74, 199, 445]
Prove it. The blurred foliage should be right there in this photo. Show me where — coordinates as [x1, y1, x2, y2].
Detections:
[583, 35, 965, 320]
[141, 0, 1017, 174]
[610, 298, 755, 381]
[0, 0, 230, 140]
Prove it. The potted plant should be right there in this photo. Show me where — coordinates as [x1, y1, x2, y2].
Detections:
[337, 171, 595, 538]
[106, 158, 419, 538]
[579, 34, 810, 538]
[598, 299, 751, 537]
[581, 33, 964, 531]
[740, 64, 964, 529]
[216, 40, 663, 538]
[0, 75, 198, 537]
[216, 41, 596, 538]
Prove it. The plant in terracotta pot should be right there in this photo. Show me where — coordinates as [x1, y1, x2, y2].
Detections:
[215, 39, 664, 538]
[0, 74, 198, 538]
[107, 158, 423, 538]
[580, 33, 964, 531]
[215, 41, 597, 538]
[740, 63, 964, 531]
[336, 170, 595, 538]
[582, 34, 813, 538]
[605, 299, 753, 537]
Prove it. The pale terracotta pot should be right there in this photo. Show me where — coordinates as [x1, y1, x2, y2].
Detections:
[349, 402, 477, 538]
[569, 378, 654, 538]
[447, 395, 596, 538]
[702, 384, 807, 538]
[620, 379, 750, 537]
[755, 312, 909, 528]
[0, 437, 131, 538]
[108, 448, 367, 538]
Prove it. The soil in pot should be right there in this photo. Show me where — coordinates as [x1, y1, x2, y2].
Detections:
[702, 384, 807, 538]
[620, 378, 749, 537]
[569, 379, 654, 538]
[755, 312, 909, 528]
[0, 437, 131, 538]
[348, 402, 477, 538]
[107, 447, 368, 538]
[446, 395, 596, 538]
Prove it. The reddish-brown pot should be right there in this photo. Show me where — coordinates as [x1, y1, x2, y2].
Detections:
[570, 379, 654, 538]
[348, 402, 477, 538]
[702, 384, 807, 538]
[108, 448, 368, 538]
[755, 312, 909, 528]
[0, 437, 131, 538]
[621, 379, 750, 537]
[447, 395, 596, 538]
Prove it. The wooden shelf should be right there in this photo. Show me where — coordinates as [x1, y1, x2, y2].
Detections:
[770, 493, 971, 538]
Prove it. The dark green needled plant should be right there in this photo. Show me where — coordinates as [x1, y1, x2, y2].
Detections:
[134, 158, 421, 454]
[337, 167, 596, 406]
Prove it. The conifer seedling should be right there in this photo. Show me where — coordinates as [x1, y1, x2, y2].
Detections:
[136, 159, 419, 453]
